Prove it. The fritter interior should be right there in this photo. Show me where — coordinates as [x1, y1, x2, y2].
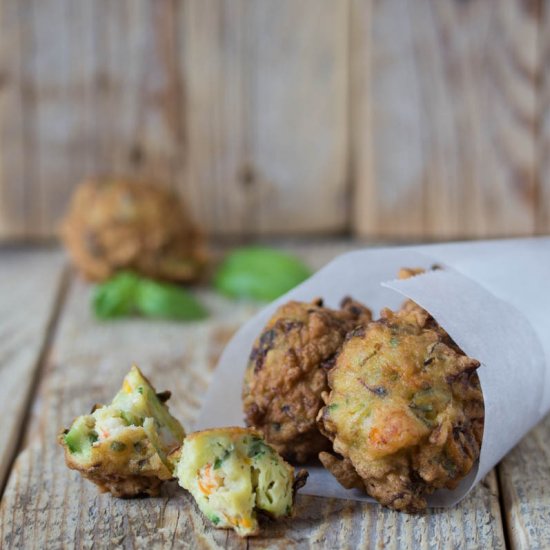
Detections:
[318, 291, 484, 512]
[60, 365, 185, 497]
[176, 427, 308, 537]
[243, 297, 372, 462]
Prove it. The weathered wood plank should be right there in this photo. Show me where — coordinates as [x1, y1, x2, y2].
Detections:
[0, 248, 65, 490]
[179, 0, 350, 236]
[0, 244, 506, 549]
[351, 0, 540, 239]
[48, 0, 184, 215]
[0, 0, 28, 238]
[0, 0, 350, 239]
[0, 0, 189, 239]
[28, 0, 77, 234]
[498, 413, 550, 550]
[0, 274, 259, 549]
[247, 0, 350, 235]
[177, 0, 250, 236]
[1, 0, 546, 240]
[536, 0, 550, 234]
[113, 0, 183, 187]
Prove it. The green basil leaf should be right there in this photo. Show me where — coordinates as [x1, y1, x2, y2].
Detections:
[92, 272, 140, 319]
[92, 272, 207, 321]
[137, 278, 207, 320]
[213, 247, 312, 301]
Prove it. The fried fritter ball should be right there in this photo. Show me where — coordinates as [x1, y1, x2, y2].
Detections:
[318, 303, 484, 512]
[176, 427, 308, 537]
[243, 297, 372, 463]
[59, 366, 185, 497]
[61, 178, 205, 282]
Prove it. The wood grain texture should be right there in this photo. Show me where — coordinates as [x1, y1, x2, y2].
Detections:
[351, 0, 541, 239]
[179, 0, 350, 236]
[498, 413, 550, 550]
[0, 248, 65, 490]
[177, 0, 250, 236]
[0, 0, 30, 238]
[536, 0, 550, 233]
[0, 0, 192, 239]
[0, 244, 507, 549]
[0, 0, 350, 239]
[246, 0, 350, 235]
[1, 0, 548, 240]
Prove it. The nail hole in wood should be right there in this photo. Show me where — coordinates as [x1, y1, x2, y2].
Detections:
[240, 165, 256, 188]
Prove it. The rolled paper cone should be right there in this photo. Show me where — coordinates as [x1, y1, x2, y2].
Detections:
[195, 237, 550, 507]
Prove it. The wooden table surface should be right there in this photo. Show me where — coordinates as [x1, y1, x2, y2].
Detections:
[1, 243, 549, 550]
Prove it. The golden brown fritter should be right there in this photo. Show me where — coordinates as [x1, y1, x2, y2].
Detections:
[61, 178, 206, 282]
[396, 266, 461, 351]
[243, 297, 372, 463]
[318, 304, 484, 512]
[318, 451, 363, 490]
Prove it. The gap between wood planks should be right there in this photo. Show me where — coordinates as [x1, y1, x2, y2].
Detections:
[0, 265, 71, 498]
[496, 466, 513, 550]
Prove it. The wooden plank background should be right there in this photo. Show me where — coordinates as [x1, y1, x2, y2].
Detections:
[0, 249, 65, 489]
[0, 0, 548, 240]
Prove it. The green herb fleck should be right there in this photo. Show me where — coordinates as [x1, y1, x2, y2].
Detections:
[64, 427, 98, 454]
[64, 433, 78, 453]
[409, 388, 439, 425]
[137, 386, 144, 395]
[110, 441, 127, 452]
[209, 515, 220, 525]
[214, 446, 233, 469]
[411, 402, 433, 413]
[120, 410, 142, 426]
[248, 437, 269, 459]
[442, 456, 457, 477]
[327, 403, 339, 411]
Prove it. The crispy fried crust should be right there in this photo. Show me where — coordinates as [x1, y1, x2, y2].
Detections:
[318, 452, 363, 490]
[59, 428, 173, 497]
[318, 298, 484, 512]
[292, 469, 310, 497]
[243, 297, 372, 463]
[60, 178, 206, 282]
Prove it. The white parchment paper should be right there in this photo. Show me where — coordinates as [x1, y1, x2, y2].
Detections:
[195, 237, 550, 507]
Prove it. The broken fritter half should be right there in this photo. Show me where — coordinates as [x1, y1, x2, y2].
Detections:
[176, 427, 308, 537]
[318, 280, 484, 512]
[59, 365, 185, 497]
[242, 297, 372, 462]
